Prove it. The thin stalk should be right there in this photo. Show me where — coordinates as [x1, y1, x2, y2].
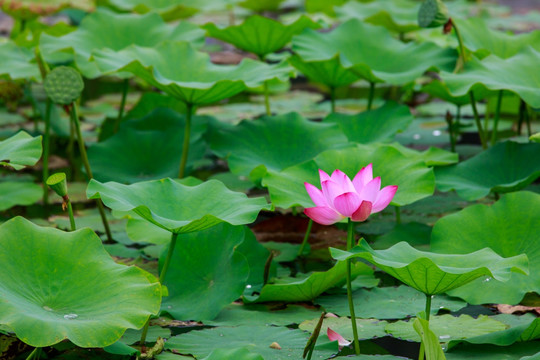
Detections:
[26, 347, 41, 360]
[69, 104, 112, 241]
[42, 99, 52, 207]
[418, 295, 433, 360]
[491, 90, 503, 145]
[367, 82, 375, 111]
[330, 87, 336, 113]
[445, 111, 456, 152]
[65, 197, 76, 231]
[178, 103, 193, 178]
[452, 20, 467, 74]
[525, 103, 532, 137]
[113, 79, 129, 134]
[67, 114, 76, 180]
[419, 343, 424, 360]
[263, 81, 271, 116]
[395, 206, 401, 224]
[346, 219, 360, 355]
[298, 219, 313, 257]
[469, 92, 487, 149]
[518, 100, 525, 136]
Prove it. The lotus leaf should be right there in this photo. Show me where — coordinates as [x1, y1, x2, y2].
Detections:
[88, 109, 208, 183]
[203, 15, 320, 59]
[0, 181, 42, 211]
[288, 53, 360, 89]
[0, 217, 161, 347]
[0, 0, 92, 19]
[0, 42, 40, 81]
[422, 79, 488, 106]
[0, 131, 42, 170]
[324, 101, 413, 143]
[41, 9, 204, 79]
[292, 19, 456, 85]
[304, 0, 347, 16]
[335, 0, 420, 33]
[165, 325, 337, 360]
[440, 47, 540, 107]
[445, 343, 540, 360]
[100, 0, 219, 21]
[238, 0, 284, 12]
[87, 178, 271, 234]
[330, 239, 528, 295]
[161, 223, 249, 321]
[243, 260, 374, 303]
[435, 141, 540, 200]
[207, 112, 348, 180]
[389, 143, 458, 166]
[316, 286, 466, 320]
[201, 348, 264, 360]
[262, 143, 435, 209]
[299, 317, 388, 340]
[431, 191, 540, 304]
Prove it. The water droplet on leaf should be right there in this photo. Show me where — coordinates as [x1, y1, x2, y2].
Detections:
[63, 313, 78, 320]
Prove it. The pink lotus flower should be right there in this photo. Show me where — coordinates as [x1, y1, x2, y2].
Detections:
[327, 327, 352, 348]
[304, 164, 397, 225]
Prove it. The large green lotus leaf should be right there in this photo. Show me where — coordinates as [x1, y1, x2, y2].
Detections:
[304, 0, 347, 15]
[389, 143, 458, 167]
[431, 191, 540, 304]
[386, 314, 507, 343]
[243, 260, 374, 303]
[87, 178, 270, 234]
[455, 17, 540, 59]
[300, 317, 388, 340]
[165, 325, 337, 360]
[92, 41, 290, 105]
[201, 347, 264, 360]
[288, 53, 360, 88]
[445, 342, 540, 360]
[421, 79, 489, 106]
[41, 9, 204, 78]
[316, 286, 466, 320]
[434, 141, 540, 200]
[0, 181, 42, 211]
[237, 227, 274, 287]
[160, 223, 248, 321]
[0, 42, 40, 80]
[324, 101, 413, 143]
[262, 143, 435, 209]
[440, 47, 540, 107]
[88, 109, 208, 183]
[238, 0, 285, 12]
[124, 92, 187, 121]
[203, 15, 320, 59]
[0, 131, 42, 170]
[335, 0, 420, 33]
[292, 19, 456, 85]
[99, 0, 224, 20]
[0, 217, 161, 347]
[207, 112, 349, 180]
[206, 303, 321, 327]
[331, 239, 528, 295]
[374, 222, 432, 251]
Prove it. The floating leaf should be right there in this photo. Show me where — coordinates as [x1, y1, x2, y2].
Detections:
[262, 143, 435, 209]
[435, 141, 540, 200]
[100, 0, 217, 21]
[331, 239, 528, 295]
[201, 347, 264, 360]
[92, 41, 289, 106]
[41, 9, 204, 78]
[0, 42, 40, 80]
[0, 131, 42, 170]
[0, 217, 161, 347]
[207, 112, 348, 180]
[292, 19, 456, 85]
[445, 342, 540, 360]
[300, 317, 388, 340]
[440, 47, 540, 107]
[87, 178, 270, 234]
[316, 286, 466, 320]
[324, 101, 413, 143]
[161, 223, 249, 321]
[165, 325, 337, 360]
[243, 260, 374, 303]
[0, 181, 42, 211]
[431, 191, 540, 304]
[203, 15, 320, 59]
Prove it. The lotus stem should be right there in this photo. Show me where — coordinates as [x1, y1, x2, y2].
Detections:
[330, 87, 336, 113]
[178, 103, 193, 178]
[525, 103, 533, 137]
[263, 81, 271, 116]
[26, 347, 41, 360]
[491, 90, 503, 145]
[468, 92, 487, 149]
[42, 100, 52, 207]
[64, 196, 76, 231]
[451, 20, 466, 74]
[367, 82, 375, 111]
[67, 116, 76, 180]
[298, 219, 313, 257]
[69, 103, 113, 241]
[346, 218, 360, 355]
[395, 206, 401, 224]
[263, 251, 274, 285]
[113, 79, 129, 134]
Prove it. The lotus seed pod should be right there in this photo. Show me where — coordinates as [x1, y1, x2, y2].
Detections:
[43, 66, 84, 105]
[418, 0, 449, 28]
[46, 172, 68, 197]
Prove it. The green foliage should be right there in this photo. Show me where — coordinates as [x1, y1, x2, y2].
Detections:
[0, 131, 42, 170]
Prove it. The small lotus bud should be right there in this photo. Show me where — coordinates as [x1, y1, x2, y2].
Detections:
[418, 0, 449, 28]
[46, 172, 68, 197]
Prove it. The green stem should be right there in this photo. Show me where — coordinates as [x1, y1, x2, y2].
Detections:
[263, 81, 271, 116]
[330, 87, 336, 113]
[452, 20, 467, 74]
[469, 92, 487, 150]
[113, 79, 129, 134]
[66, 199, 76, 231]
[346, 219, 360, 355]
[425, 294, 432, 321]
[367, 82, 375, 111]
[67, 115, 76, 180]
[419, 343, 424, 360]
[395, 206, 401, 224]
[26, 347, 41, 360]
[491, 90, 503, 145]
[178, 103, 193, 179]
[69, 103, 113, 241]
[42, 99, 52, 207]
[298, 219, 313, 257]
[525, 103, 532, 137]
